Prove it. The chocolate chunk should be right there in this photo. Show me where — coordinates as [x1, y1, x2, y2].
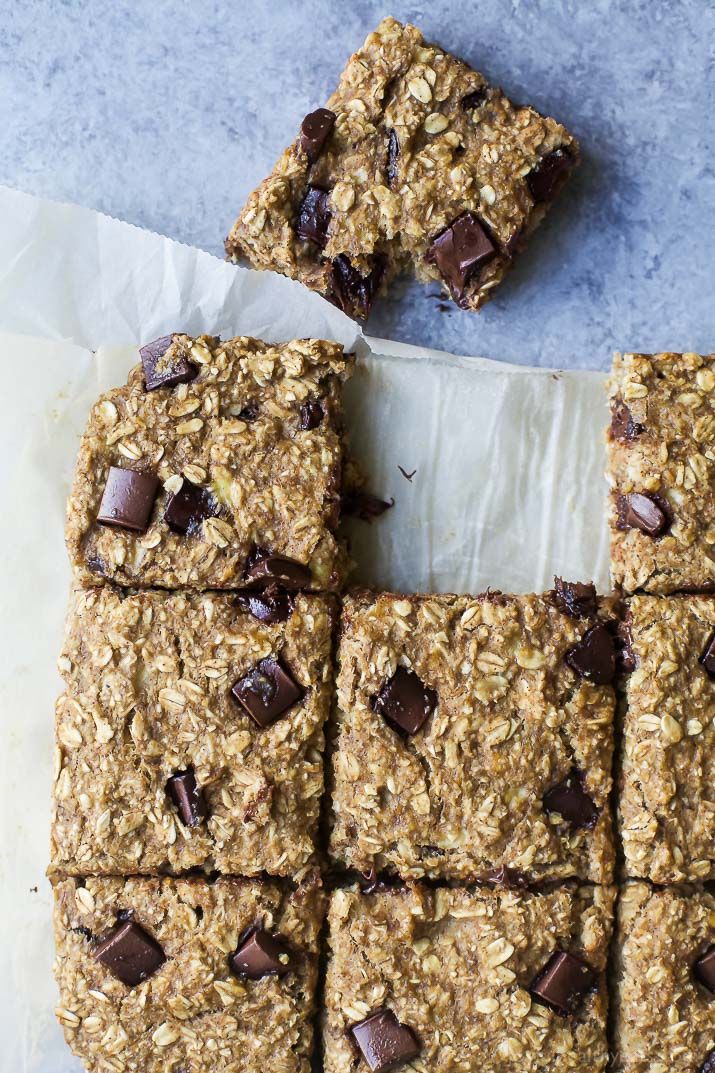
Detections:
[530, 951, 595, 1016]
[480, 865, 529, 890]
[373, 666, 437, 736]
[610, 399, 645, 442]
[700, 632, 715, 678]
[617, 492, 670, 537]
[97, 467, 159, 533]
[296, 186, 332, 247]
[553, 577, 598, 619]
[351, 1008, 420, 1073]
[94, 920, 165, 987]
[616, 619, 637, 674]
[543, 769, 599, 829]
[299, 399, 324, 430]
[426, 212, 497, 298]
[386, 129, 399, 187]
[330, 254, 386, 320]
[565, 623, 616, 685]
[245, 550, 311, 591]
[238, 401, 259, 422]
[237, 588, 294, 624]
[342, 490, 394, 522]
[166, 769, 207, 827]
[461, 86, 488, 110]
[300, 107, 335, 163]
[695, 946, 715, 992]
[701, 1049, 715, 1073]
[231, 656, 303, 728]
[164, 479, 220, 536]
[229, 927, 292, 979]
[526, 147, 575, 202]
[140, 335, 198, 391]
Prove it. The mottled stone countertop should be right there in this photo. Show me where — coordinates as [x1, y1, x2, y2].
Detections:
[1, 0, 713, 368]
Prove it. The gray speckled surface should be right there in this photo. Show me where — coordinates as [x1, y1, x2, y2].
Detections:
[1, 0, 713, 369]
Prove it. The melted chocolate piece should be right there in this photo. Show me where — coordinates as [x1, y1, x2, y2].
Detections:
[97, 467, 159, 533]
[565, 623, 616, 685]
[553, 577, 598, 618]
[229, 926, 292, 979]
[617, 492, 671, 537]
[299, 107, 335, 163]
[299, 399, 324, 430]
[616, 619, 637, 674]
[244, 550, 311, 590]
[610, 399, 645, 442]
[530, 951, 595, 1015]
[94, 920, 165, 987]
[166, 769, 207, 827]
[526, 147, 575, 202]
[230, 656, 304, 728]
[543, 769, 599, 829]
[296, 186, 332, 247]
[140, 335, 198, 391]
[426, 212, 497, 298]
[164, 479, 220, 536]
[237, 588, 294, 624]
[350, 1009, 420, 1073]
[372, 667, 437, 736]
[330, 254, 386, 319]
[461, 86, 488, 110]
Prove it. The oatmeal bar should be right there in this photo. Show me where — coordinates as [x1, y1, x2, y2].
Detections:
[50, 585, 334, 878]
[324, 883, 615, 1073]
[226, 17, 578, 318]
[612, 883, 715, 1072]
[619, 595, 715, 883]
[53, 874, 323, 1073]
[607, 350, 715, 594]
[329, 586, 616, 883]
[66, 333, 352, 590]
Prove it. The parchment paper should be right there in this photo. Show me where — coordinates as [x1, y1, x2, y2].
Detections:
[0, 185, 609, 1072]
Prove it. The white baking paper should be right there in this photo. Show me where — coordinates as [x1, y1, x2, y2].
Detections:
[0, 185, 609, 1072]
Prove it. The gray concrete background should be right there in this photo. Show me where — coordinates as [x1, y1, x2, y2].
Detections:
[1, 0, 713, 368]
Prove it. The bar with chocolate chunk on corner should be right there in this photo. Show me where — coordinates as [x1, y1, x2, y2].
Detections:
[50, 585, 335, 879]
[329, 586, 616, 884]
[612, 883, 715, 1073]
[618, 594, 715, 884]
[53, 874, 324, 1073]
[606, 350, 715, 594]
[226, 16, 578, 317]
[65, 332, 352, 590]
[323, 883, 615, 1073]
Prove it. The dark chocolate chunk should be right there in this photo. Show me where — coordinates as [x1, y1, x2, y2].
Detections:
[461, 86, 488, 110]
[695, 946, 715, 992]
[480, 865, 529, 890]
[300, 107, 335, 163]
[543, 769, 599, 829]
[616, 619, 637, 674]
[386, 129, 399, 186]
[565, 623, 616, 685]
[553, 577, 598, 619]
[426, 212, 497, 298]
[350, 1008, 420, 1073]
[229, 926, 292, 979]
[529, 951, 595, 1016]
[237, 588, 294, 624]
[166, 769, 207, 827]
[330, 254, 386, 320]
[238, 401, 259, 422]
[700, 632, 715, 678]
[299, 399, 324, 430]
[617, 492, 670, 537]
[164, 479, 220, 536]
[342, 490, 394, 522]
[701, 1049, 715, 1073]
[610, 399, 645, 442]
[296, 186, 332, 247]
[231, 656, 303, 728]
[140, 335, 198, 392]
[97, 467, 159, 533]
[245, 550, 311, 591]
[526, 147, 575, 202]
[372, 666, 437, 736]
[94, 920, 165, 987]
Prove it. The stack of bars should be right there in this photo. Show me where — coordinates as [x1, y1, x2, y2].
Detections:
[50, 340, 715, 1073]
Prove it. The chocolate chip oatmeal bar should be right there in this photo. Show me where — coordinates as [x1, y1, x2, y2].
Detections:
[53, 874, 324, 1073]
[50, 585, 335, 878]
[226, 17, 578, 318]
[612, 883, 715, 1073]
[619, 595, 715, 884]
[324, 883, 615, 1073]
[607, 350, 715, 594]
[66, 333, 352, 591]
[329, 586, 616, 884]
